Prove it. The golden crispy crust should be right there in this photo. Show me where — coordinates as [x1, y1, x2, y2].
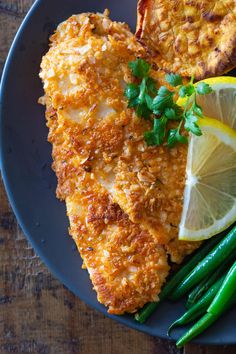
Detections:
[67, 184, 169, 314]
[40, 13, 169, 314]
[136, 0, 236, 79]
[113, 122, 201, 263]
[40, 12, 201, 313]
[45, 106, 169, 314]
[41, 12, 198, 263]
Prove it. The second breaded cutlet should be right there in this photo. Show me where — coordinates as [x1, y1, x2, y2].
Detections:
[136, 0, 236, 80]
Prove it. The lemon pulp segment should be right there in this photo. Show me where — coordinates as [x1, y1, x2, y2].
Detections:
[179, 118, 236, 241]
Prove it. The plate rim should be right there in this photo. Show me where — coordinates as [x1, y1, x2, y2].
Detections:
[0, 0, 236, 345]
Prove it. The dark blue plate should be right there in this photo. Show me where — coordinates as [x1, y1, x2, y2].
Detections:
[1, 0, 236, 345]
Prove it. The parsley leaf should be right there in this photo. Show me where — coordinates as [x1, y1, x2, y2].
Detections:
[138, 78, 147, 102]
[145, 94, 154, 110]
[165, 73, 183, 87]
[144, 117, 167, 146]
[158, 86, 172, 97]
[164, 107, 177, 120]
[128, 59, 150, 79]
[124, 83, 139, 100]
[128, 97, 139, 108]
[184, 112, 202, 136]
[179, 84, 195, 97]
[167, 128, 188, 148]
[196, 82, 213, 95]
[172, 103, 184, 119]
[136, 102, 152, 119]
[146, 77, 157, 95]
[152, 87, 174, 113]
[193, 103, 203, 117]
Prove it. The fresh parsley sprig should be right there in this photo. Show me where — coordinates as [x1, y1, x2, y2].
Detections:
[124, 59, 213, 148]
[125, 60, 157, 119]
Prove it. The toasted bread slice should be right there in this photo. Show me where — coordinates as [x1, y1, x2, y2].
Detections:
[136, 0, 236, 79]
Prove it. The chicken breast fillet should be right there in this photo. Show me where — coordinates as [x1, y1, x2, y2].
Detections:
[40, 12, 199, 313]
[40, 12, 169, 314]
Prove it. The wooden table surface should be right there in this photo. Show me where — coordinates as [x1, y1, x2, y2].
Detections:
[0, 1, 236, 353]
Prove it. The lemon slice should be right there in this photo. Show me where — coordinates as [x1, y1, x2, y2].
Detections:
[179, 117, 236, 241]
[178, 76, 236, 129]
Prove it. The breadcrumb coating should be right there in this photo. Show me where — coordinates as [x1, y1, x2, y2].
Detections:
[40, 11, 199, 313]
[136, 0, 236, 79]
[40, 12, 170, 314]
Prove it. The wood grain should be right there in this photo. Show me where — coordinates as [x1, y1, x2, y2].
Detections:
[0, 1, 236, 353]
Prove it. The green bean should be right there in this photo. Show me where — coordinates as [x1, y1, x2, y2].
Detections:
[170, 226, 236, 301]
[176, 312, 217, 348]
[176, 293, 236, 348]
[134, 235, 223, 323]
[134, 302, 160, 323]
[208, 261, 236, 316]
[168, 275, 225, 335]
[186, 251, 236, 308]
[176, 263, 236, 347]
[186, 277, 214, 309]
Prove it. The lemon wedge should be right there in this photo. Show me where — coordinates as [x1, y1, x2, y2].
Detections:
[179, 117, 236, 241]
[178, 76, 236, 129]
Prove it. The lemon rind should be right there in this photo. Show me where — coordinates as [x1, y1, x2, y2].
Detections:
[179, 207, 236, 242]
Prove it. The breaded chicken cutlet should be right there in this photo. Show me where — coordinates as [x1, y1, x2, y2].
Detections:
[136, 0, 236, 80]
[40, 12, 199, 314]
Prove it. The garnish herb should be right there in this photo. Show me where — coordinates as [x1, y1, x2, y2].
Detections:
[124, 59, 213, 148]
